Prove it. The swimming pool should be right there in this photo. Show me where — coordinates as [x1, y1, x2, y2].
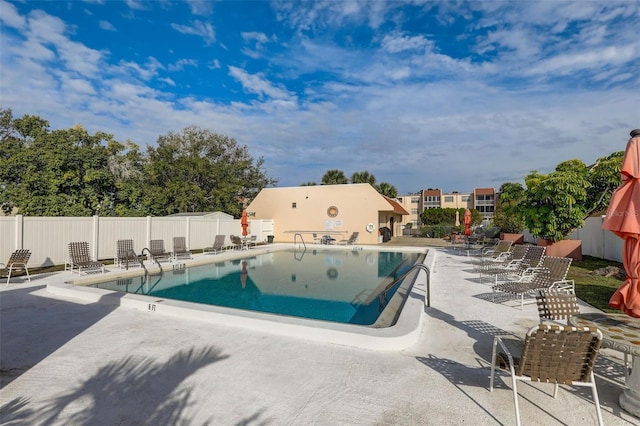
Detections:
[90, 248, 424, 327]
[48, 245, 433, 350]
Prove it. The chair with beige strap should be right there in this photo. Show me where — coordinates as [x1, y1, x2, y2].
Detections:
[490, 323, 604, 426]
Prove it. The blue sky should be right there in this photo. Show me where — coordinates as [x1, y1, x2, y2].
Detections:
[1, 0, 638, 194]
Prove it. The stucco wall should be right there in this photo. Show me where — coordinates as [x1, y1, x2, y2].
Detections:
[246, 184, 402, 244]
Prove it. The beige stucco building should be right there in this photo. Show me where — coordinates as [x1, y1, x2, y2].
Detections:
[245, 184, 409, 244]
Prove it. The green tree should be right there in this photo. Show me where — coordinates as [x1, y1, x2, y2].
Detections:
[143, 126, 276, 217]
[0, 110, 117, 216]
[376, 182, 398, 198]
[521, 160, 591, 242]
[351, 171, 376, 185]
[492, 182, 526, 233]
[107, 139, 146, 216]
[321, 169, 348, 185]
[586, 151, 624, 215]
[300, 181, 317, 186]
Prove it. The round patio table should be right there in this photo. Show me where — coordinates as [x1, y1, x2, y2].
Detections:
[570, 312, 640, 417]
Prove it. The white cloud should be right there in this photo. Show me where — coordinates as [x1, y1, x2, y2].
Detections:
[185, 0, 213, 16]
[99, 20, 116, 31]
[168, 59, 198, 72]
[170, 20, 215, 45]
[0, 0, 26, 30]
[228, 66, 295, 101]
[381, 33, 432, 53]
[525, 43, 638, 77]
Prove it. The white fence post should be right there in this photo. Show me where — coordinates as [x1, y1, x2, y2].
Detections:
[15, 214, 23, 250]
[147, 216, 152, 248]
[93, 215, 100, 260]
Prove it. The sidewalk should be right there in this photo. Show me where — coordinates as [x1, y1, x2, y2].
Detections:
[1, 247, 637, 425]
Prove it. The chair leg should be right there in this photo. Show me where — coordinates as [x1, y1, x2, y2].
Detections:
[490, 338, 498, 391]
[512, 377, 522, 426]
[24, 266, 30, 282]
[590, 372, 604, 426]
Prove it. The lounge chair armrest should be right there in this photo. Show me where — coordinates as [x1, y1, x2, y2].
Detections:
[551, 279, 575, 292]
[494, 252, 511, 261]
[492, 336, 517, 375]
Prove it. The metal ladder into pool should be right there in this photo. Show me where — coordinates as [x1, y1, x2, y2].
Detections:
[294, 233, 307, 250]
[380, 264, 431, 307]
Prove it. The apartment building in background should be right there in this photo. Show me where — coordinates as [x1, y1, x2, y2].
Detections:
[397, 187, 496, 228]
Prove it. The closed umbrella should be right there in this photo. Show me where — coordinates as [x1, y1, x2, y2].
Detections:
[455, 210, 460, 227]
[603, 129, 640, 317]
[241, 210, 249, 237]
[463, 208, 472, 236]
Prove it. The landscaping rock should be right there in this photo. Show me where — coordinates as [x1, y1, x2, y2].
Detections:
[589, 266, 627, 280]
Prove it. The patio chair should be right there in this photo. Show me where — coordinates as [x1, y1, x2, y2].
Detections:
[482, 246, 547, 280]
[115, 239, 143, 269]
[68, 242, 105, 275]
[338, 232, 359, 245]
[490, 323, 604, 426]
[536, 289, 633, 380]
[312, 233, 322, 244]
[470, 240, 513, 267]
[227, 235, 240, 250]
[536, 289, 580, 324]
[248, 235, 257, 249]
[149, 239, 172, 263]
[476, 244, 528, 274]
[492, 256, 573, 309]
[204, 235, 226, 254]
[1, 249, 31, 286]
[172, 237, 192, 260]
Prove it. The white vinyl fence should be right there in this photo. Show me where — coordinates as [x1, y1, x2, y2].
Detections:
[0, 215, 274, 267]
[521, 216, 623, 263]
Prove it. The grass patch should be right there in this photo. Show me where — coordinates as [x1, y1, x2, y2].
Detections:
[569, 255, 625, 313]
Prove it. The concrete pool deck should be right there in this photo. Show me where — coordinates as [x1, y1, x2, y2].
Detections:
[1, 242, 638, 425]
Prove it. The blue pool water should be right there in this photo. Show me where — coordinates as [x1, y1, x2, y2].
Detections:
[91, 248, 425, 326]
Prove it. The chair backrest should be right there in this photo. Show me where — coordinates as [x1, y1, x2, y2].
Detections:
[536, 290, 580, 322]
[69, 242, 91, 263]
[230, 235, 241, 245]
[495, 240, 513, 254]
[173, 237, 187, 252]
[521, 245, 546, 268]
[505, 245, 528, 262]
[150, 239, 166, 255]
[117, 239, 135, 258]
[213, 235, 226, 248]
[518, 324, 602, 384]
[349, 232, 359, 243]
[7, 249, 31, 265]
[531, 256, 572, 288]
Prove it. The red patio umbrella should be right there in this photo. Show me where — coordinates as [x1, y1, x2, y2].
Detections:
[241, 209, 249, 237]
[463, 208, 472, 236]
[603, 129, 640, 317]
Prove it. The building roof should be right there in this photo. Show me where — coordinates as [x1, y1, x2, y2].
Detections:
[383, 196, 410, 215]
[474, 188, 495, 195]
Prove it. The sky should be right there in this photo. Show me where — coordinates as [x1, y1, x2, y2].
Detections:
[1, 0, 639, 194]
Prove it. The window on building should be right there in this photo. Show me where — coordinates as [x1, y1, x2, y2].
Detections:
[461, 196, 469, 202]
[411, 197, 419, 203]
[292, 202, 297, 208]
[411, 208, 418, 214]
[444, 196, 453, 202]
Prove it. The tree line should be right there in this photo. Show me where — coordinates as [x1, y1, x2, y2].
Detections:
[0, 108, 276, 217]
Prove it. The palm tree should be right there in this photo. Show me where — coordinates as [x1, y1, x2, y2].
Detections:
[351, 171, 376, 186]
[376, 182, 398, 198]
[321, 169, 348, 185]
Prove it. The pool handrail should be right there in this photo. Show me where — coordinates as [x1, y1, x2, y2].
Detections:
[381, 263, 431, 307]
